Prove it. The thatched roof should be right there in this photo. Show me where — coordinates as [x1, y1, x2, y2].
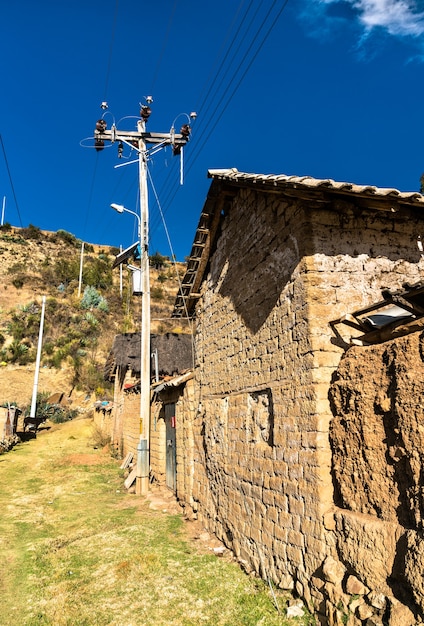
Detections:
[105, 332, 193, 381]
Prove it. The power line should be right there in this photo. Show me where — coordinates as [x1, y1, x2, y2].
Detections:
[82, 0, 120, 242]
[187, 0, 289, 174]
[194, 0, 250, 115]
[0, 134, 23, 228]
[148, 2, 290, 245]
[103, 0, 120, 103]
[96, 1, 289, 253]
[149, 0, 178, 95]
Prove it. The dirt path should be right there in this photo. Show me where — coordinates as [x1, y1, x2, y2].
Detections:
[0, 417, 299, 626]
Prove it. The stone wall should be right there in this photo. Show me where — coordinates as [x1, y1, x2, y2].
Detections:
[109, 371, 196, 497]
[186, 185, 424, 625]
[327, 331, 424, 624]
[110, 368, 140, 459]
[174, 379, 196, 508]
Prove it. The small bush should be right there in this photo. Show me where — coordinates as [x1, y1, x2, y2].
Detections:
[81, 286, 108, 312]
[91, 423, 111, 449]
[7, 262, 25, 275]
[151, 286, 164, 300]
[12, 276, 24, 289]
[21, 224, 42, 240]
[56, 229, 78, 246]
[149, 251, 168, 269]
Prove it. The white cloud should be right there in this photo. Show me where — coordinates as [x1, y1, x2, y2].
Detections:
[321, 0, 424, 37]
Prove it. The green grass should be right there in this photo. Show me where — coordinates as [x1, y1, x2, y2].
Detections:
[0, 418, 315, 626]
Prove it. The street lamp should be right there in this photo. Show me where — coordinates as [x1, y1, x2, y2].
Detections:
[111, 201, 150, 495]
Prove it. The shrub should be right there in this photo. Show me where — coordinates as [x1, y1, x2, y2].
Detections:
[83, 256, 112, 290]
[21, 224, 42, 240]
[81, 286, 108, 312]
[7, 341, 35, 365]
[149, 251, 168, 269]
[12, 276, 24, 289]
[21, 391, 78, 423]
[7, 262, 25, 275]
[151, 286, 164, 300]
[56, 229, 78, 246]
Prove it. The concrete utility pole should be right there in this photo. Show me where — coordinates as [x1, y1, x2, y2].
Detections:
[94, 102, 194, 495]
[30, 295, 46, 419]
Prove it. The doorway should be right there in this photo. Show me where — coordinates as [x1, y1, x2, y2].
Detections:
[165, 403, 176, 493]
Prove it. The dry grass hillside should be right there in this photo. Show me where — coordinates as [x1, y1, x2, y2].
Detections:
[0, 225, 189, 410]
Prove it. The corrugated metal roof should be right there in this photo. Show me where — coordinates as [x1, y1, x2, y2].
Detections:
[207, 168, 424, 204]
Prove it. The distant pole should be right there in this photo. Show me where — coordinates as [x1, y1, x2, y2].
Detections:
[78, 241, 84, 297]
[152, 348, 159, 383]
[1, 196, 5, 226]
[30, 296, 46, 419]
[119, 245, 123, 298]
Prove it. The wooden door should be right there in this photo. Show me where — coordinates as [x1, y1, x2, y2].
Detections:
[165, 403, 176, 493]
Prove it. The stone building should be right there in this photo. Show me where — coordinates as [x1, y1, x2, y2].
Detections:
[170, 168, 424, 625]
[104, 332, 193, 474]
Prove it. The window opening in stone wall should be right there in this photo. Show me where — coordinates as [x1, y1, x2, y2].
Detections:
[247, 389, 274, 446]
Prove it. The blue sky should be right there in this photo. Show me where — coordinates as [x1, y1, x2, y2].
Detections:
[1, 0, 424, 260]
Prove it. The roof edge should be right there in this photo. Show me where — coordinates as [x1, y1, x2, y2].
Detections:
[207, 169, 424, 204]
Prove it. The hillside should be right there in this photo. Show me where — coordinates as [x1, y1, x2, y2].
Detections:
[0, 225, 189, 410]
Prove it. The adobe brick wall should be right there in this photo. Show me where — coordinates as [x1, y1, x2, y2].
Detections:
[110, 368, 140, 459]
[186, 186, 424, 625]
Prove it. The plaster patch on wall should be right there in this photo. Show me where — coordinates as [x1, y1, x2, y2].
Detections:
[209, 396, 228, 447]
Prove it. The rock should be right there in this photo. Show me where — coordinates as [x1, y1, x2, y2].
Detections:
[367, 592, 386, 610]
[364, 617, 383, 626]
[278, 574, 294, 590]
[345, 574, 369, 596]
[404, 529, 424, 612]
[349, 596, 364, 614]
[357, 603, 374, 620]
[387, 597, 416, 626]
[334, 510, 401, 592]
[322, 555, 346, 584]
[286, 601, 304, 618]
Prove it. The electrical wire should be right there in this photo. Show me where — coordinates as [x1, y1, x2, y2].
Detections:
[81, 0, 120, 242]
[148, 1, 290, 242]
[93, 1, 289, 255]
[147, 166, 196, 370]
[196, 0, 260, 119]
[103, 0, 120, 104]
[0, 134, 23, 228]
[149, 0, 178, 95]
[187, 0, 289, 175]
[148, 2, 259, 235]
